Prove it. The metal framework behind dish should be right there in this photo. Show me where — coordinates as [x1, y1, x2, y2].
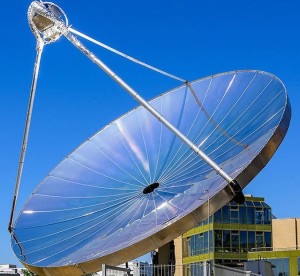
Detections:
[9, 2, 291, 276]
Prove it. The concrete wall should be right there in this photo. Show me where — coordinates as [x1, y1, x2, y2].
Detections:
[272, 218, 299, 249]
[174, 236, 183, 276]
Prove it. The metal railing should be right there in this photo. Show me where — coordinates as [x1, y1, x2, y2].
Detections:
[250, 246, 299, 252]
[138, 264, 185, 276]
[100, 262, 261, 276]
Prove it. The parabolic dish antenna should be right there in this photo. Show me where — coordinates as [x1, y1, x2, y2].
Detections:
[10, 2, 291, 276]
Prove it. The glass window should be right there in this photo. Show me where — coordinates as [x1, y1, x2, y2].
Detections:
[204, 232, 208, 254]
[264, 232, 272, 248]
[240, 231, 247, 252]
[245, 201, 254, 207]
[255, 208, 264, 224]
[230, 206, 239, 223]
[256, 231, 264, 248]
[239, 206, 247, 224]
[222, 206, 230, 223]
[269, 259, 277, 275]
[199, 233, 204, 255]
[183, 237, 189, 257]
[231, 231, 239, 252]
[222, 205, 230, 223]
[283, 258, 289, 276]
[223, 230, 230, 252]
[209, 230, 213, 252]
[214, 209, 222, 223]
[194, 234, 199, 255]
[270, 258, 289, 276]
[253, 201, 262, 207]
[247, 207, 255, 224]
[215, 230, 222, 252]
[248, 231, 255, 251]
[190, 235, 195, 256]
[276, 258, 284, 275]
[264, 207, 271, 224]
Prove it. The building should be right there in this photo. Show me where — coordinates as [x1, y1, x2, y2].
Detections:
[95, 261, 153, 276]
[248, 218, 300, 275]
[0, 264, 23, 275]
[180, 195, 272, 267]
[172, 195, 300, 275]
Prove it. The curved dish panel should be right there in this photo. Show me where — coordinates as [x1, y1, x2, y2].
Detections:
[12, 70, 291, 275]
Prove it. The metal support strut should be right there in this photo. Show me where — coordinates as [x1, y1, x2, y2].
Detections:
[8, 1, 66, 231]
[8, 42, 44, 232]
[60, 28, 236, 185]
[69, 27, 186, 83]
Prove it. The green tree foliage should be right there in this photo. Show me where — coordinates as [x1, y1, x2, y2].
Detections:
[21, 268, 38, 276]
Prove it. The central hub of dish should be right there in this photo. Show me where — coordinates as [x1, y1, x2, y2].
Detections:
[143, 182, 159, 194]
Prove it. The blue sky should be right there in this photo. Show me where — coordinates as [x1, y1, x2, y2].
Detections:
[1, 0, 300, 266]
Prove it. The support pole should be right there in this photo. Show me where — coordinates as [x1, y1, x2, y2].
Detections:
[102, 264, 106, 276]
[207, 190, 210, 262]
[8, 42, 44, 232]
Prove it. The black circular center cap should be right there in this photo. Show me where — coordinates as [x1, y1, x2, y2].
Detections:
[143, 182, 159, 194]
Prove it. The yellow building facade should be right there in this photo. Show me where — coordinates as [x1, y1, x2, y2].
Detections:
[174, 196, 300, 275]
